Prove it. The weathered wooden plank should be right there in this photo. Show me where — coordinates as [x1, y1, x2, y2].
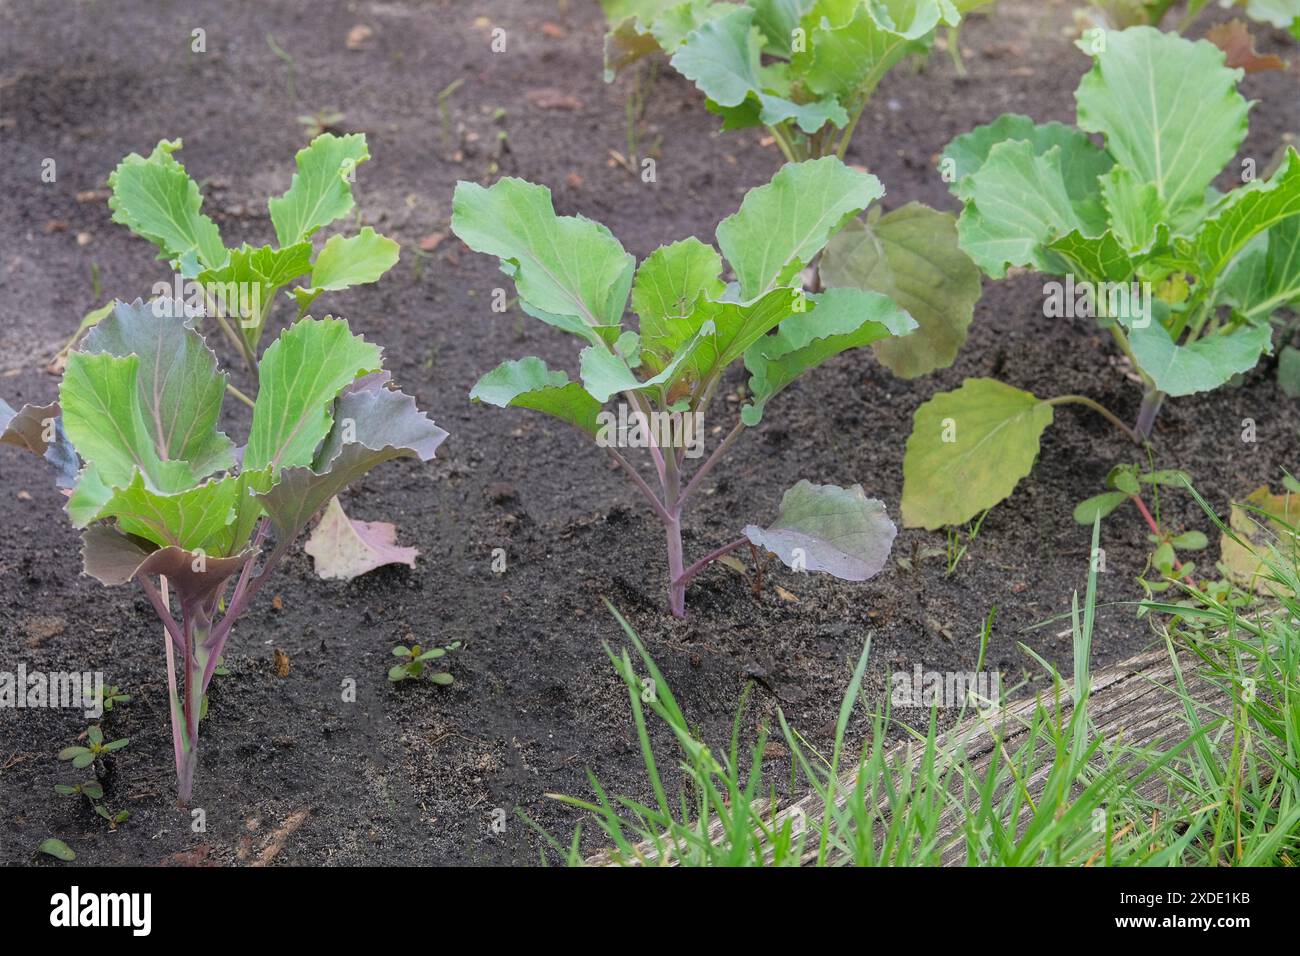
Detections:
[586, 647, 1230, 867]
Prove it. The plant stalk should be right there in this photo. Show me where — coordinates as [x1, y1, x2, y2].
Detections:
[1134, 388, 1165, 441]
[663, 441, 686, 618]
[159, 577, 187, 803]
[225, 382, 256, 409]
[665, 514, 686, 619]
[1045, 394, 1144, 446]
[1129, 491, 1197, 589]
[675, 537, 748, 587]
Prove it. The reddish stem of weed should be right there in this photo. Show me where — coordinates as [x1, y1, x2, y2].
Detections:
[1129, 493, 1197, 588]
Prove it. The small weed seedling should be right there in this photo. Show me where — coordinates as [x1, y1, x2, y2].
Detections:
[1074, 465, 1206, 594]
[297, 108, 346, 139]
[96, 806, 131, 829]
[95, 685, 131, 713]
[56, 776, 130, 829]
[2, 300, 447, 800]
[452, 157, 915, 617]
[945, 509, 989, 575]
[903, 28, 1300, 531]
[37, 839, 76, 862]
[58, 725, 129, 770]
[389, 640, 462, 685]
[54, 781, 104, 800]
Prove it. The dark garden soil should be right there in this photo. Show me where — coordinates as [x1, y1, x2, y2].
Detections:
[0, 0, 1297, 866]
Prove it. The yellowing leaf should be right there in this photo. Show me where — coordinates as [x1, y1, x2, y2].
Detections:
[1220, 485, 1300, 593]
[901, 378, 1053, 529]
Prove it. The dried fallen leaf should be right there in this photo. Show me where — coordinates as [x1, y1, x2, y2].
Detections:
[774, 585, 799, 603]
[271, 593, 283, 612]
[273, 649, 291, 677]
[75, 189, 108, 204]
[43, 220, 68, 233]
[566, 171, 584, 188]
[304, 496, 419, 580]
[1207, 20, 1286, 73]
[159, 843, 216, 867]
[16, 490, 31, 501]
[346, 24, 373, 50]
[24, 615, 66, 648]
[1220, 486, 1299, 592]
[717, 555, 748, 575]
[526, 88, 584, 110]
[541, 22, 567, 39]
[418, 231, 447, 252]
[607, 149, 634, 173]
[251, 808, 310, 867]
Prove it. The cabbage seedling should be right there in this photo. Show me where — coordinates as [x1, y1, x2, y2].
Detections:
[106, 134, 399, 370]
[902, 27, 1300, 530]
[1087, 0, 1298, 38]
[105, 135, 418, 581]
[451, 157, 910, 618]
[2, 300, 447, 801]
[601, 0, 987, 380]
[602, 0, 992, 163]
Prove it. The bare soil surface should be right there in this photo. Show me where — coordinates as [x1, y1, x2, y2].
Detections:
[1, 0, 1296, 865]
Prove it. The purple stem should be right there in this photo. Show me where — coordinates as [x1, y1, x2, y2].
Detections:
[606, 447, 673, 524]
[603, 413, 750, 617]
[1134, 388, 1165, 441]
[663, 455, 685, 618]
[159, 578, 186, 800]
[224, 518, 270, 614]
[674, 536, 749, 587]
[666, 516, 686, 617]
[207, 531, 295, 651]
[176, 603, 205, 803]
[136, 572, 186, 653]
[623, 391, 666, 486]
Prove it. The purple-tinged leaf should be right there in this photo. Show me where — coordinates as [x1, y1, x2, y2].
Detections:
[743, 481, 896, 581]
[257, 376, 447, 543]
[0, 399, 79, 488]
[81, 525, 252, 613]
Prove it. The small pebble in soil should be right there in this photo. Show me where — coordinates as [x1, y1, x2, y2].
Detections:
[485, 482, 516, 504]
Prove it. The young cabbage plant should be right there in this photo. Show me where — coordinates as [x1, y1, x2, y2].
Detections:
[602, 2, 986, 380]
[602, 0, 993, 162]
[106, 135, 422, 580]
[106, 134, 399, 373]
[901, 27, 1300, 531]
[1087, 0, 1299, 38]
[451, 157, 912, 618]
[1, 300, 446, 801]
